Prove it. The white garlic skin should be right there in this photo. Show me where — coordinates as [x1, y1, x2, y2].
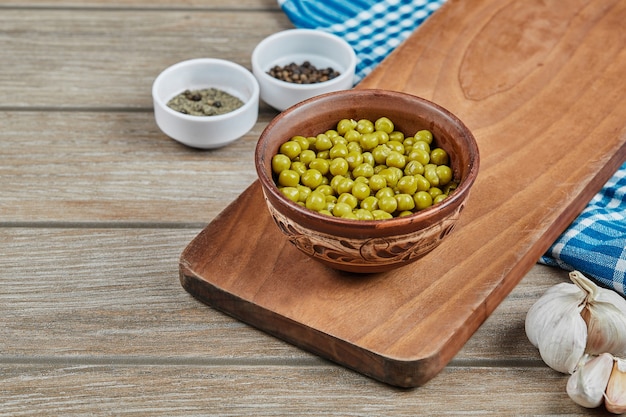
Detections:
[566, 353, 613, 408]
[605, 357, 626, 414]
[525, 282, 587, 374]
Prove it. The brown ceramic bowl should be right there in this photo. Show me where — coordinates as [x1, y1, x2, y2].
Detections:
[255, 89, 480, 273]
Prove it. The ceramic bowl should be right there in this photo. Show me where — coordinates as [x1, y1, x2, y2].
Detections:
[251, 29, 357, 111]
[255, 89, 480, 273]
[152, 58, 259, 149]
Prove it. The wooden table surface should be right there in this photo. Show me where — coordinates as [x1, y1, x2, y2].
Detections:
[0, 0, 620, 415]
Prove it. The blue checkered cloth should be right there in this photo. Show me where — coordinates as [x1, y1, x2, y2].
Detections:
[278, 0, 626, 295]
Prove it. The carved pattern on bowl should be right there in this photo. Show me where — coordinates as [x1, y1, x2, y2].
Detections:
[264, 199, 464, 270]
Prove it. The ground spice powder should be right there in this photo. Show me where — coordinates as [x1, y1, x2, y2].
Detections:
[167, 88, 244, 116]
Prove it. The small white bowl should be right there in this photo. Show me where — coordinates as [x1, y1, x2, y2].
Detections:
[152, 58, 260, 149]
[251, 29, 357, 111]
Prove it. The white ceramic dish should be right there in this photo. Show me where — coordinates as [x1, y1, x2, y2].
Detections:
[251, 29, 357, 111]
[152, 58, 259, 149]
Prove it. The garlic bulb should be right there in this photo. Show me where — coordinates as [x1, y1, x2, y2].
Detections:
[525, 279, 587, 373]
[525, 271, 626, 373]
[566, 353, 613, 408]
[605, 357, 626, 414]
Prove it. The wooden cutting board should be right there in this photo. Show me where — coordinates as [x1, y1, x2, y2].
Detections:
[179, 0, 626, 387]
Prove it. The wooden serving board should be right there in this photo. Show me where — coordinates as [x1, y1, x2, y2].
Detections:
[180, 0, 626, 387]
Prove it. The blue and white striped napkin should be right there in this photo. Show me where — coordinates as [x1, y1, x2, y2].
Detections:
[278, 0, 626, 295]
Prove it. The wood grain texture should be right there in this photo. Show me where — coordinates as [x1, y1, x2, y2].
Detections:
[1, 0, 623, 413]
[180, 0, 626, 388]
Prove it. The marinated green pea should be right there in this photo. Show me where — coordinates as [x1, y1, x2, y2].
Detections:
[362, 152, 375, 166]
[372, 209, 393, 220]
[342, 212, 358, 220]
[387, 140, 404, 154]
[280, 140, 302, 160]
[398, 210, 414, 217]
[436, 165, 453, 185]
[352, 162, 374, 178]
[424, 165, 440, 187]
[361, 196, 379, 211]
[404, 160, 424, 176]
[309, 158, 330, 175]
[375, 130, 389, 145]
[430, 148, 449, 165]
[434, 194, 448, 204]
[344, 129, 361, 142]
[301, 169, 323, 189]
[316, 184, 334, 196]
[415, 129, 433, 144]
[379, 196, 398, 214]
[332, 202, 353, 217]
[407, 149, 430, 165]
[372, 144, 391, 165]
[374, 116, 394, 134]
[368, 174, 387, 192]
[443, 182, 458, 195]
[414, 190, 433, 210]
[290, 161, 307, 176]
[329, 143, 348, 159]
[291, 135, 309, 151]
[412, 140, 431, 153]
[415, 174, 431, 191]
[389, 131, 404, 142]
[354, 208, 375, 221]
[337, 118, 357, 135]
[375, 187, 395, 200]
[297, 184, 311, 202]
[428, 187, 443, 199]
[329, 157, 349, 177]
[346, 141, 362, 153]
[319, 209, 333, 216]
[386, 151, 406, 169]
[299, 149, 316, 165]
[338, 192, 358, 209]
[317, 150, 330, 160]
[330, 174, 346, 192]
[396, 175, 418, 195]
[395, 193, 416, 211]
[356, 119, 374, 134]
[352, 181, 371, 200]
[315, 134, 333, 151]
[278, 169, 300, 187]
[335, 177, 354, 195]
[359, 132, 379, 151]
[272, 154, 291, 174]
[325, 129, 340, 139]
[280, 186, 300, 203]
[305, 190, 326, 211]
[346, 150, 364, 170]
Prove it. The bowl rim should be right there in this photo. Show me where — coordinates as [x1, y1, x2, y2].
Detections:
[152, 57, 260, 122]
[255, 88, 480, 229]
[251, 28, 357, 91]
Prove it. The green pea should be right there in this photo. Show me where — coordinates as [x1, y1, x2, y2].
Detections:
[290, 161, 307, 176]
[280, 140, 302, 160]
[368, 174, 387, 192]
[354, 209, 374, 221]
[352, 162, 374, 178]
[407, 149, 430, 165]
[375, 187, 395, 200]
[356, 119, 374, 134]
[436, 165, 453, 185]
[412, 140, 431, 153]
[374, 116, 394, 134]
[272, 154, 291, 174]
[344, 129, 361, 143]
[329, 157, 349, 177]
[332, 202, 353, 217]
[338, 192, 358, 209]
[430, 148, 449, 165]
[309, 158, 330, 175]
[346, 150, 364, 170]
[280, 186, 300, 203]
[314, 134, 333, 151]
[415, 129, 433, 144]
[301, 169, 323, 189]
[291, 135, 309, 151]
[434, 194, 448, 204]
[386, 151, 406, 169]
[335, 177, 354, 195]
[305, 190, 326, 211]
[372, 209, 393, 220]
[352, 181, 371, 200]
[278, 169, 300, 187]
[329, 143, 348, 159]
[414, 190, 433, 210]
[359, 132, 379, 151]
[404, 160, 424, 176]
[337, 118, 357, 135]
[299, 149, 316, 165]
[395, 193, 415, 211]
[360, 196, 379, 211]
[396, 175, 418, 195]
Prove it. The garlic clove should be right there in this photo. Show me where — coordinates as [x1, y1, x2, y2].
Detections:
[566, 353, 614, 409]
[605, 357, 626, 414]
[525, 282, 585, 349]
[570, 271, 626, 357]
[535, 300, 588, 374]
